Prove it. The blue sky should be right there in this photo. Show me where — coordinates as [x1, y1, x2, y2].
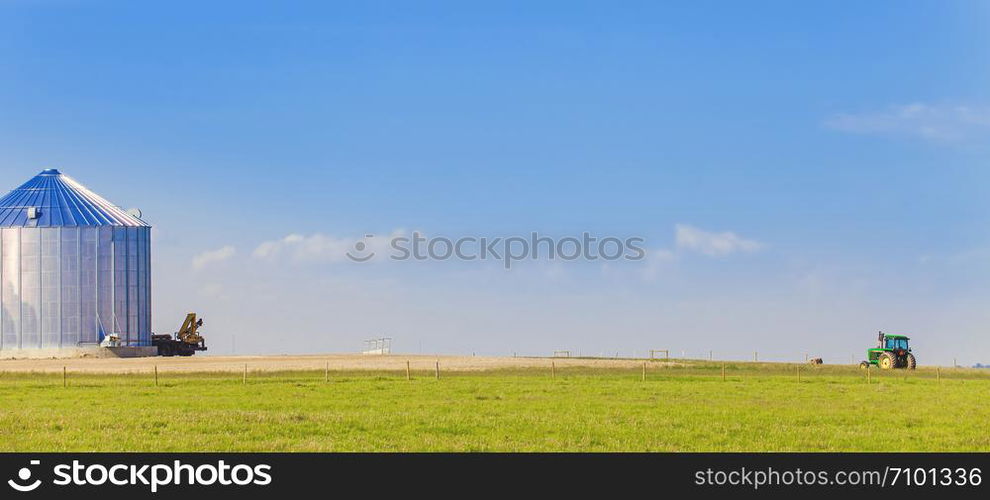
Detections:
[1, 1, 988, 363]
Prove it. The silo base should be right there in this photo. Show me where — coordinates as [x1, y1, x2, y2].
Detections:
[0, 346, 159, 360]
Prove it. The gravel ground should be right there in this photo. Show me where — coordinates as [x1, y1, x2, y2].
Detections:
[0, 353, 676, 374]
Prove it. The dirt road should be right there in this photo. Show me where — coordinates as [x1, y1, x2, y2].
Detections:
[0, 353, 670, 374]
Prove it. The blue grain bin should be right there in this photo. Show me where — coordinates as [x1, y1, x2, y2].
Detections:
[0, 169, 150, 351]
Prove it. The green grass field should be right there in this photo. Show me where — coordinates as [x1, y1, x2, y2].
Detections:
[1, 361, 988, 452]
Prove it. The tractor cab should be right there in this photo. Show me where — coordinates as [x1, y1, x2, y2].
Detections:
[883, 336, 910, 351]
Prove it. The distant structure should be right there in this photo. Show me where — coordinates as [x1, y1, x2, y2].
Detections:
[362, 337, 392, 355]
[975, 363, 988, 369]
[0, 169, 151, 357]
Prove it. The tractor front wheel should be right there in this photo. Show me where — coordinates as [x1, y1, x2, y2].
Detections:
[859, 361, 870, 370]
[879, 352, 897, 370]
[906, 353, 917, 370]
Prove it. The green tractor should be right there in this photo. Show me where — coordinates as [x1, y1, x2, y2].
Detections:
[860, 331, 916, 370]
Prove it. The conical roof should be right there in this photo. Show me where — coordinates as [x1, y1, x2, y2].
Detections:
[0, 169, 149, 227]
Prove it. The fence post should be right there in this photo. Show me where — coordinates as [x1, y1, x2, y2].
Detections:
[551, 361, 555, 379]
[406, 361, 411, 381]
[867, 365, 871, 384]
[325, 361, 329, 383]
[641, 362, 646, 382]
[243, 364, 247, 384]
[796, 365, 800, 382]
[154, 365, 158, 387]
[937, 367, 941, 383]
[63, 366, 67, 388]
[435, 361, 440, 380]
[721, 363, 726, 381]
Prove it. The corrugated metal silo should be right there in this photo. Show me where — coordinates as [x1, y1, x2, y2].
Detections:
[0, 169, 150, 354]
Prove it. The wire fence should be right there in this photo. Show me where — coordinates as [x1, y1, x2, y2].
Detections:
[1, 356, 987, 389]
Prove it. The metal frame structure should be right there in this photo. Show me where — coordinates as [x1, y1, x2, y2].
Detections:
[362, 337, 392, 355]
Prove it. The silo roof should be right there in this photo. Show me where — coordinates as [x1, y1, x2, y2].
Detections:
[0, 169, 149, 227]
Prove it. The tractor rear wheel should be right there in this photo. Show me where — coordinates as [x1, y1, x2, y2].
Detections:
[906, 353, 917, 370]
[878, 352, 897, 370]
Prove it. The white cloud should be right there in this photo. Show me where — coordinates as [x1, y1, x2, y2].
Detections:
[675, 224, 762, 257]
[825, 102, 990, 142]
[252, 230, 405, 263]
[192, 246, 236, 270]
[252, 233, 359, 262]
